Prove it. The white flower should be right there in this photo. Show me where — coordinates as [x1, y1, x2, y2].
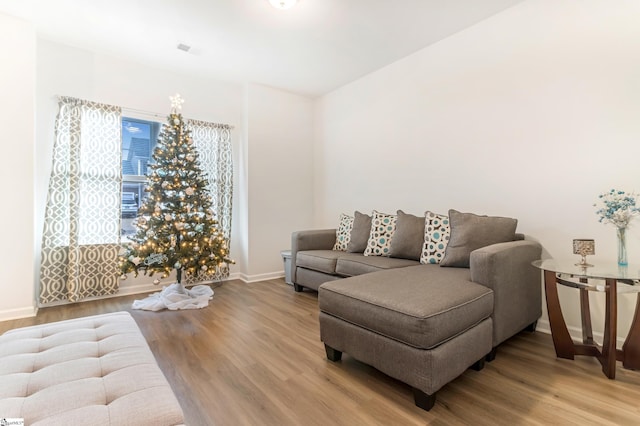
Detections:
[185, 187, 195, 196]
[595, 189, 639, 228]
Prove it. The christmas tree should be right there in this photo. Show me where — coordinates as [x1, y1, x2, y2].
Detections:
[119, 94, 233, 285]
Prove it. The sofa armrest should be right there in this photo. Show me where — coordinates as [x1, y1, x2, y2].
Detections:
[291, 229, 336, 282]
[470, 240, 542, 347]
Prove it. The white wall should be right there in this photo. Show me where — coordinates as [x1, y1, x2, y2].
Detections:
[0, 14, 36, 320]
[314, 0, 640, 342]
[243, 83, 315, 280]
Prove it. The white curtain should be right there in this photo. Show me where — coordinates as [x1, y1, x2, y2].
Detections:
[184, 119, 233, 283]
[39, 96, 122, 304]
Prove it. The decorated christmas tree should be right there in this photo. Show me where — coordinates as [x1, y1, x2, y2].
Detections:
[119, 94, 233, 285]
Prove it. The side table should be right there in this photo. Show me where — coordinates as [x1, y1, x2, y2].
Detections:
[532, 259, 640, 379]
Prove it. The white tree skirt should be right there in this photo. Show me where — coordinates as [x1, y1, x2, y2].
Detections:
[132, 283, 214, 311]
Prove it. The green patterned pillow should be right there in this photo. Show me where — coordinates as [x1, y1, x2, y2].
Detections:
[420, 211, 450, 264]
[364, 210, 397, 257]
[333, 213, 354, 251]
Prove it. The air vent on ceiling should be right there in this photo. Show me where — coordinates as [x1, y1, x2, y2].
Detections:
[177, 43, 191, 52]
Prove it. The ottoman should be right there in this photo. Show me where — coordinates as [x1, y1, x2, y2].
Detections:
[0, 312, 185, 425]
[318, 266, 494, 411]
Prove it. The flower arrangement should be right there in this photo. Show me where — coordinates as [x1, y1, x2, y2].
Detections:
[594, 189, 639, 229]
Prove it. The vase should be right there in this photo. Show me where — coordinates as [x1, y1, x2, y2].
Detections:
[617, 227, 627, 266]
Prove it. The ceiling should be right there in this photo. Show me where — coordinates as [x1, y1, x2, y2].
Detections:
[0, 0, 524, 97]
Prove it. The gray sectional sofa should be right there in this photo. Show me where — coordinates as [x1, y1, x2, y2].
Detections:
[290, 210, 542, 411]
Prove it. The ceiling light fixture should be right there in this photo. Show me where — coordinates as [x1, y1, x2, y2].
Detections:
[269, 0, 297, 10]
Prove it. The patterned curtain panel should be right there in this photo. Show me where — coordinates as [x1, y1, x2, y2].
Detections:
[184, 119, 233, 284]
[39, 96, 122, 304]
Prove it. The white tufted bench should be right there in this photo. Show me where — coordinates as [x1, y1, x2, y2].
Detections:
[0, 312, 185, 425]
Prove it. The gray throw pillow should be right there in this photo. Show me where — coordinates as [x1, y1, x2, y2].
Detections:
[440, 209, 517, 268]
[346, 211, 372, 253]
[389, 210, 424, 260]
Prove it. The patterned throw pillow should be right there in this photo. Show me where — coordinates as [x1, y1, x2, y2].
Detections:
[333, 213, 354, 251]
[364, 210, 397, 257]
[420, 211, 451, 264]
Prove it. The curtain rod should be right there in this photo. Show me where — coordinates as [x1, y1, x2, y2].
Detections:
[57, 95, 234, 129]
[122, 106, 235, 130]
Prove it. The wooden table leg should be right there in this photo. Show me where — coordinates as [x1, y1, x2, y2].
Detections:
[544, 270, 575, 359]
[579, 280, 594, 344]
[622, 292, 640, 370]
[600, 278, 617, 379]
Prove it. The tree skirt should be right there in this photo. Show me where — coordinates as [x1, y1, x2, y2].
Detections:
[132, 283, 214, 311]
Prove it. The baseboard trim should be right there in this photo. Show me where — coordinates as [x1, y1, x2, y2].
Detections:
[536, 319, 626, 348]
[38, 276, 240, 309]
[0, 305, 38, 322]
[15, 272, 283, 313]
[237, 271, 285, 283]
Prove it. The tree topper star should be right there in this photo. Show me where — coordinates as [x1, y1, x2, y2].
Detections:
[169, 93, 185, 113]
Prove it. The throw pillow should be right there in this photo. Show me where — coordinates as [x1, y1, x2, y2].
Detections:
[364, 210, 397, 257]
[346, 211, 372, 253]
[333, 213, 354, 251]
[420, 211, 450, 264]
[389, 210, 424, 261]
[440, 209, 518, 268]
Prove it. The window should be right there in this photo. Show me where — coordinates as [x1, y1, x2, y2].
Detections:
[121, 117, 161, 239]
[41, 95, 234, 304]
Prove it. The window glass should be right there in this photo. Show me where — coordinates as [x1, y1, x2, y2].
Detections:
[121, 117, 161, 240]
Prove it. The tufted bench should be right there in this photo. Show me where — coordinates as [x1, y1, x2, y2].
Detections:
[0, 312, 184, 425]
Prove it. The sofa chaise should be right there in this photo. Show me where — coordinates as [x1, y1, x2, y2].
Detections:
[291, 209, 542, 410]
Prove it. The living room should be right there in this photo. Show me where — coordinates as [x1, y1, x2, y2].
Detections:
[2, 0, 640, 424]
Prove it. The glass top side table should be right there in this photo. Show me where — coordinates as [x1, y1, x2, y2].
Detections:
[532, 259, 640, 379]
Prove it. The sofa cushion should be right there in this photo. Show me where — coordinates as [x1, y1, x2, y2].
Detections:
[346, 211, 372, 253]
[364, 210, 397, 257]
[333, 213, 354, 251]
[389, 210, 424, 261]
[295, 267, 342, 291]
[319, 265, 493, 349]
[296, 250, 342, 275]
[440, 210, 517, 268]
[335, 253, 419, 277]
[420, 211, 450, 264]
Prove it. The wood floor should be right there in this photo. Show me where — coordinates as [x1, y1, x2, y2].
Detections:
[2, 279, 640, 425]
